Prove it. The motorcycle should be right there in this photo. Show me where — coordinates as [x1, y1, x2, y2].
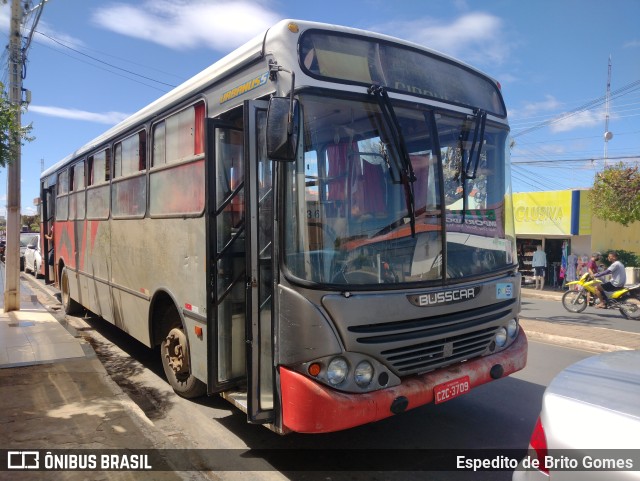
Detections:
[562, 272, 640, 319]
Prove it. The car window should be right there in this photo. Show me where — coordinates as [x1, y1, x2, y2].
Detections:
[20, 234, 36, 247]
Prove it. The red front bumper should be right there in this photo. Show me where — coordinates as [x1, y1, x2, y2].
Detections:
[281, 330, 528, 433]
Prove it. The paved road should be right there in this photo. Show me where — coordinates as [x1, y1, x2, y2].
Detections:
[521, 294, 640, 334]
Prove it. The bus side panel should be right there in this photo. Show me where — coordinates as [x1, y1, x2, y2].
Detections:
[145, 217, 208, 382]
[81, 219, 113, 322]
[111, 288, 152, 346]
[110, 218, 153, 346]
[57, 220, 77, 271]
[108, 217, 208, 380]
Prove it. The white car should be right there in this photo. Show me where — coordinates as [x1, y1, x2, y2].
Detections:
[513, 349, 640, 480]
[24, 234, 43, 278]
[19, 232, 37, 271]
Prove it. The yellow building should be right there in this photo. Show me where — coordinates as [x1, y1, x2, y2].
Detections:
[513, 189, 639, 286]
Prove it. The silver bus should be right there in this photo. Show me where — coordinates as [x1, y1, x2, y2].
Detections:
[40, 19, 526, 434]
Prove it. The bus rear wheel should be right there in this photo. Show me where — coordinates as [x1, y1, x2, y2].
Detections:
[161, 326, 206, 398]
[61, 267, 81, 315]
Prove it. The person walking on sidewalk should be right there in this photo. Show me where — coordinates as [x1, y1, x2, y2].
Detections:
[532, 245, 547, 290]
[594, 251, 626, 308]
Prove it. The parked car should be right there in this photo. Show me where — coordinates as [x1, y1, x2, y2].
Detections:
[24, 234, 43, 278]
[19, 233, 38, 271]
[513, 349, 640, 480]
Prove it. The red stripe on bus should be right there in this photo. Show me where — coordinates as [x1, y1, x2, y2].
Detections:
[280, 331, 528, 434]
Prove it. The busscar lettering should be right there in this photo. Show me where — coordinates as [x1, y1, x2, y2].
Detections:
[418, 288, 476, 306]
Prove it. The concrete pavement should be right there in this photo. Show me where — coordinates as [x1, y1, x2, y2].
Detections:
[0, 266, 638, 479]
[0, 264, 197, 480]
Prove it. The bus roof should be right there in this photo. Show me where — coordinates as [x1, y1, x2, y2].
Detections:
[42, 19, 502, 179]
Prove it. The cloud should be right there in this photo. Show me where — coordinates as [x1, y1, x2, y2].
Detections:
[623, 39, 640, 48]
[28, 105, 129, 125]
[510, 95, 563, 120]
[91, 0, 281, 51]
[35, 21, 86, 50]
[549, 108, 603, 133]
[372, 12, 510, 66]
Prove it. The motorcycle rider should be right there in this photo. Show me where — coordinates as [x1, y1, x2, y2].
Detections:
[594, 251, 626, 308]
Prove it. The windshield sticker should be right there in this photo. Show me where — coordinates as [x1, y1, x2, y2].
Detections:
[496, 283, 513, 299]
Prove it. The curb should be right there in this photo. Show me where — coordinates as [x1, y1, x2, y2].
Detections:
[521, 328, 631, 353]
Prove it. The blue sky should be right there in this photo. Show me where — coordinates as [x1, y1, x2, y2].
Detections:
[1, 0, 638, 216]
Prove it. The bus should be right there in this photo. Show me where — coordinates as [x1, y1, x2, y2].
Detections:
[40, 19, 527, 434]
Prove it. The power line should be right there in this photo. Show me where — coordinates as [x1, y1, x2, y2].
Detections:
[32, 38, 171, 93]
[511, 79, 640, 138]
[513, 155, 639, 165]
[34, 30, 178, 88]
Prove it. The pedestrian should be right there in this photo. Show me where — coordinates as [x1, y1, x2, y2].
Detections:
[531, 245, 547, 290]
[594, 251, 626, 308]
[44, 224, 57, 286]
[566, 252, 578, 282]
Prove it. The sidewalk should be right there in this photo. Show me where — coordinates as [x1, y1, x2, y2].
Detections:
[0, 265, 189, 480]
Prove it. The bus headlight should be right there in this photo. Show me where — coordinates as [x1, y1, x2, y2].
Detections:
[327, 357, 349, 385]
[495, 327, 508, 348]
[354, 361, 374, 387]
[507, 319, 518, 338]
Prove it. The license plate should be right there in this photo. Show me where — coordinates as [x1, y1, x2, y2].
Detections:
[434, 376, 471, 404]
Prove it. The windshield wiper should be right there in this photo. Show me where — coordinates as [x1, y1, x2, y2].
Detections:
[368, 85, 416, 237]
[459, 108, 487, 215]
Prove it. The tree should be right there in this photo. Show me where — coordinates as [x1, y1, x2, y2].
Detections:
[21, 214, 40, 232]
[588, 162, 640, 227]
[0, 82, 34, 168]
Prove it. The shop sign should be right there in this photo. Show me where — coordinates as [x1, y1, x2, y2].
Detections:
[513, 191, 572, 235]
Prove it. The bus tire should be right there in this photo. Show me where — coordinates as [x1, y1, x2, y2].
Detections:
[160, 325, 206, 398]
[61, 267, 82, 315]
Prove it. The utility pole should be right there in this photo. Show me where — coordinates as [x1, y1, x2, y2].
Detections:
[4, 0, 23, 311]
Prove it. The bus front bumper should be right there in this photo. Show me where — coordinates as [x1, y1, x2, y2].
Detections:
[280, 329, 528, 433]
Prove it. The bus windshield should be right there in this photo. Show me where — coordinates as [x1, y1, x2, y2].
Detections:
[284, 93, 516, 286]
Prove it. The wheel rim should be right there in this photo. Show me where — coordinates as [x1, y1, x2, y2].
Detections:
[563, 291, 586, 312]
[164, 328, 190, 378]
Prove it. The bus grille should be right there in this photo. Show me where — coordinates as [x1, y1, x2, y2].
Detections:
[347, 299, 516, 375]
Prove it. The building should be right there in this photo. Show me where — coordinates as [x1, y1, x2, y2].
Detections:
[514, 189, 639, 287]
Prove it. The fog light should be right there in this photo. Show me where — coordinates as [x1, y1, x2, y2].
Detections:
[495, 327, 507, 347]
[354, 361, 374, 387]
[507, 319, 518, 338]
[327, 357, 348, 385]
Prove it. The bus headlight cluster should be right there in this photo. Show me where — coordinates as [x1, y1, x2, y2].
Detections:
[354, 361, 374, 387]
[324, 357, 375, 388]
[507, 318, 518, 338]
[494, 319, 518, 349]
[327, 357, 349, 385]
[494, 327, 508, 348]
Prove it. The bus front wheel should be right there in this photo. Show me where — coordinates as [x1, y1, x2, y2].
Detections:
[161, 326, 206, 398]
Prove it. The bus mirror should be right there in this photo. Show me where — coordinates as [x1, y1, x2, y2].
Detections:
[266, 97, 299, 161]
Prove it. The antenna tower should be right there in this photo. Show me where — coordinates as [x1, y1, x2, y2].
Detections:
[603, 55, 613, 165]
